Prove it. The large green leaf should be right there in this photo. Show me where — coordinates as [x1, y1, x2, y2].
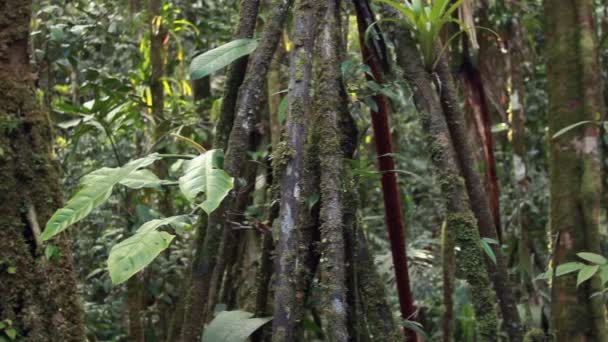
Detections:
[577, 265, 600, 287]
[179, 149, 233, 214]
[42, 154, 161, 240]
[201, 310, 272, 342]
[189, 39, 258, 80]
[577, 252, 607, 265]
[83, 168, 170, 189]
[108, 216, 189, 285]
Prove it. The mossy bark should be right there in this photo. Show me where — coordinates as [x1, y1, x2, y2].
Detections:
[545, 0, 608, 340]
[441, 220, 455, 342]
[180, 1, 292, 340]
[271, 0, 316, 339]
[313, 1, 349, 340]
[436, 56, 523, 341]
[391, 30, 499, 341]
[213, 0, 261, 151]
[0, 1, 84, 340]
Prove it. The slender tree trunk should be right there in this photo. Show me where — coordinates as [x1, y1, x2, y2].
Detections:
[214, 0, 261, 151]
[435, 57, 523, 341]
[0, 1, 84, 340]
[180, 1, 292, 340]
[441, 220, 455, 342]
[352, 3, 418, 340]
[314, 1, 349, 340]
[271, 0, 316, 339]
[392, 29, 499, 342]
[545, 0, 608, 340]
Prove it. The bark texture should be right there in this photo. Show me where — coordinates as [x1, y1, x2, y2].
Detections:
[436, 57, 523, 341]
[352, 2, 417, 340]
[0, 1, 84, 341]
[314, 0, 349, 340]
[392, 29, 499, 342]
[271, 0, 316, 339]
[180, 0, 292, 340]
[545, 0, 608, 340]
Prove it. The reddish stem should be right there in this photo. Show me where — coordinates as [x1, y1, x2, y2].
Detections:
[353, 2, 417, 340]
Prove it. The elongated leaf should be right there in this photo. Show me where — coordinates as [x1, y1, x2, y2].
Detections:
[552, 120, 594, 140]
[444, 0, 465, 17]
[201, 310, 272, 342]
[189, 39, 258, 80]
[108, 216, 188, 285]
[536, 262, 585, 280]
[577, 265, 599, 287]
[577, 252, 607, 265]
[374, 0, 417, 26]
[83, 168, 169, 189]
[555, 262, 586, 277]
[402, 320, 430, 341]
[179, 149, 233, 214]
[480, 238, 497, 264]
[42, 154, 162, 240]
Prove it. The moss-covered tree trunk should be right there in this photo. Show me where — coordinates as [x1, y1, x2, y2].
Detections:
[0, 1, 84, 341]
[545, 0, 608, 340]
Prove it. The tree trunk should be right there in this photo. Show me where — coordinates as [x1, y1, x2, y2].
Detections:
[314, 1, 349, 340]
[392, 28, 499, 342]
[352, 3, 417, 340]
[180, 1, 292, 340]
[545, 0, 608, 340]
[271, 0, 316, 339]
[0, 1, 84, 340]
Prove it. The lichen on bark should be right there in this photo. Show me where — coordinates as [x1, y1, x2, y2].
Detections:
[0, 1, 84, 340]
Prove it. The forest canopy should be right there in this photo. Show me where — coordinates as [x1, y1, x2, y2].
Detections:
[1, 0, 608, 341]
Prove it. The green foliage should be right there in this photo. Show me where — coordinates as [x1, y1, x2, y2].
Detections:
[201, 310, 272, 342]
[401, 320, 430, 340]
[41, 153, 162, 241]
[375, 0, 464, 69]
[538, 252, 608, 288]
[179, 149, 234, 214]
[480, 237, 498, 264]
[44, 148, 232, 285]
[107, 215, 190, 285]
[189, 39, 258, 80]
[0, 319, 18, 341]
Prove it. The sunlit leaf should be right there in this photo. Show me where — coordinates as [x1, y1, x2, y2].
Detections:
[189, 39, 258, 80]
[178, 149, 233, 214]
[42, 154, 162, 240]
[577, 265, 599, 287]
[577, 252, 607, 265]
[107, 216, 189, 285]
[201, 310, 272, 342]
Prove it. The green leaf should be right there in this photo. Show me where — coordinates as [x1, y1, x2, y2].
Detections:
[577, 265, 599, 287]
[552, 120, 594, 140]
[179, 149, 234, 214]
[5, 327, 16, 340]
[108, 216, 189, 285]
[201, 310, 272, 342]
[44, 245, 60, 261]
[189, 39, 258, 80]
[555, 262, 586, 276]
[401, 320, 430, 341]
[480, 238, 497, 264]
[82, 168, 168, 189]
[278, 96, 288, 124]
[577, 252, 607, 265]
[42, 154, 162, 240]
[536, 262, 586, 280]
[599, 265, 608, 285]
